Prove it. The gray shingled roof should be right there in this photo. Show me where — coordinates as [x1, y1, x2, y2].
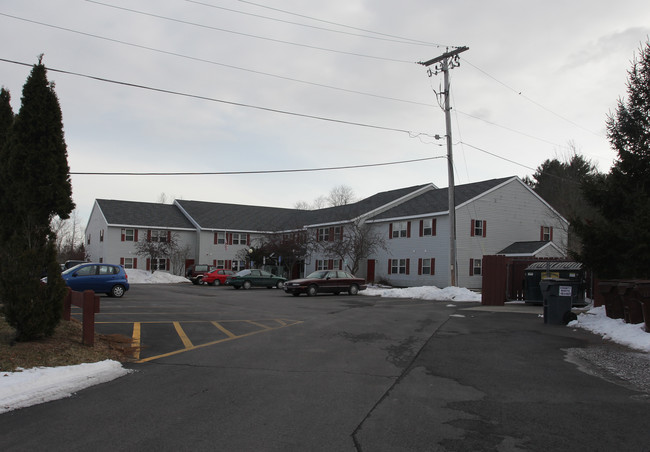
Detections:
[176, 183, 431, 231]
[370, 177, 513, 220]
[96, 199, 196, 229]
[497, 241, 553, 255]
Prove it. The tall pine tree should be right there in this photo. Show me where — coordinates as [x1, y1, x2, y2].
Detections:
[573, 41, 650, 279]
[0, 56, 75, 341]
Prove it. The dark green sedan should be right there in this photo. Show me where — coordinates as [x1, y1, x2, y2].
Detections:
[225, 269, 286, 289]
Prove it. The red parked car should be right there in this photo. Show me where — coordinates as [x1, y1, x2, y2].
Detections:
[202, 269, 236, 286]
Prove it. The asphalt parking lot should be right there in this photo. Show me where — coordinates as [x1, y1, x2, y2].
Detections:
[2, 284, 649, 451]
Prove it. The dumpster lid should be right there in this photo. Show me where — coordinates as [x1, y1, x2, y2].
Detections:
[525, 261, 583, 271]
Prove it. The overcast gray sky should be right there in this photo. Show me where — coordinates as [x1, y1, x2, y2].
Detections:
[1, 0, 649, 223]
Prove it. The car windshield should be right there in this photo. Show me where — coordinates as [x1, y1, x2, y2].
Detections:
[306, 271, 329, 279]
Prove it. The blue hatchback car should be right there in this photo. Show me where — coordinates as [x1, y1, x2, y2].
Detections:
[61, 263, 129, 298]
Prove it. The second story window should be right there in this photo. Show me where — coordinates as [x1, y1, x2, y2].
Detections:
[150, 230, 168, 242]
[317, 227, 330, 242]
[391, 221, 410, 238]
[471, 219, 486, 237]
[541, 226, 553, 241]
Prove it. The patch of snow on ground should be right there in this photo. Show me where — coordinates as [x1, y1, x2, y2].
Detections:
[362, 285, 481, 302]
[0, 360, 131, 414]
[570, 306, 650, 353]
[126, 269, 189, 284]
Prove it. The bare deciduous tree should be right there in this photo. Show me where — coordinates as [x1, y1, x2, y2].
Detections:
[316, 219, 385, 275]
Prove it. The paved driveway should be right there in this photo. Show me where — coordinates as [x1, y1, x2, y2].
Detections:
[1, 284, 648, 451]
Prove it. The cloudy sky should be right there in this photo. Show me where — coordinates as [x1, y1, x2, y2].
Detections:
[1, 0, 649, 223]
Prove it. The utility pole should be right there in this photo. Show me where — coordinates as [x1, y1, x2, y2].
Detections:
[418, 46, 468, 287]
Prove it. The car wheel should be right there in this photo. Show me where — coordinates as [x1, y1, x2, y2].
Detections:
[349, 284, 359, 295]
[111, 284, 125, 298]
[243, 280, 252, 290]
[196, 276, 203, 285]
[276, 281, 284, 289]
[307, 285, 318, 297]
[214, 279, 221, 286]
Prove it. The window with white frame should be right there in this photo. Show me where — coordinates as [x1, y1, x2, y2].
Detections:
[541, 226, 552, 241]
[316, 259, 328, 270]
[151, 230, 167, 242]
[471, 258, 482, 276]
[123, 257, 134, 269]
[216, 260, 225, 269]
[216, 232, 226, 244]
[151, 258, 166, 271]
[122, 228, 135, 241]
[422, 219, 433, 236]
[392, 221, 408, 238]
[232, 233, 246, 245]
[333, 226, 342, 240]
[421, 258, 433, 275]
[232, 260, 246, 271]
[472, 220, 486, 237]
[391, 258, 407, 274]
[317, 227, 329, 242]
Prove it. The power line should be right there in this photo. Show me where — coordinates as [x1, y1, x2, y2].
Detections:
[69, 156, 446, 176]
[183, 0, 439, 47]
[84, 1, 414, 64]
[0, 57, 440, 138]
[233, 0, 453, 48]
[462, 58, 602, 137]
[460, 141, 537, 172]
[0, 12, 432, 108]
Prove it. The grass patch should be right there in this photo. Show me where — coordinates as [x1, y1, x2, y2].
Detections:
[0, 314, 135, 372]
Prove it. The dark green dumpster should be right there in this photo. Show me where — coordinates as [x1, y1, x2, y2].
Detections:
[540, 279, 579, 325]
[525, 262, 586, 305]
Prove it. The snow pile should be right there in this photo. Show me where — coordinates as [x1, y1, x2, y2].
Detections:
[125, 269, 189, 284]
[570, 306, 650, 353]
[0, 360, 130, 414]
[363, 285, 481, 302]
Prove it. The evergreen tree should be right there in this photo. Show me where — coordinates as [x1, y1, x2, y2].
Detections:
[524, 150, 600, 255]
[0, 56, 74, 341]
[573, 41, 650, 278]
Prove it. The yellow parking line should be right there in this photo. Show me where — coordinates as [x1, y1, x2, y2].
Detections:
[173, 322, 194, 348]
[132, 322, 141, 360]
[246, 320, 271, 329]
[211, 321, 237, 338]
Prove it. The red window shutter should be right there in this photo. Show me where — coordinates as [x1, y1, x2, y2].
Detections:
[121, 229, 125, 242]
[147, 230, 152, 241]
[226, 260, 232, 270]
[227, 233, 233, 245]
[471, 220, 475, 237]
[388, 223, 393, 239]
[388, 259, 392, 274]
[120, 257, 124, 265]
[540, 226, 544, 241]
[419, 220, 423, 237]
[135, 229, 139, 241]
[329, 227, 335, 242]
[146, 258, 151, 271]
[167, 231, 172, 242]
[246, 233, 250, 246]
[550, 227, 553, 241]
[134, 258, 138, 268]
[432, 219, 437, 236]
[166, 259, 170, 270]
[418, 258, 422, 275]
[469, 258, 474, 276]
[431, 258, 435, 275]
[328, 259, 333, 270]
[406, 259, 410, 275]
[316, 229, 320, 241]
[214, 232, 218, 244]
[338, 260, 342, 270]
[483, 221, 487, 238]
[407, 221, 411, 238]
